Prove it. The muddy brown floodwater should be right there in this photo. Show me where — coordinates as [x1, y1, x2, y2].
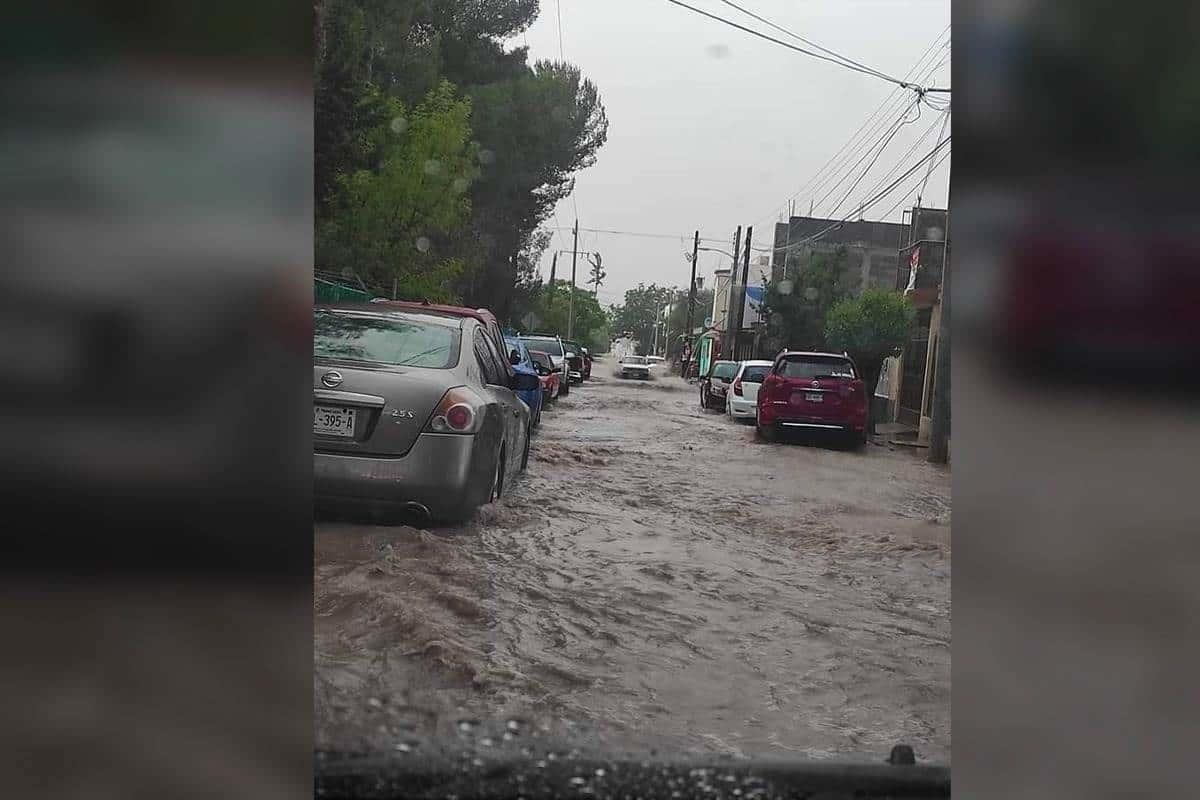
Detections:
[315, 362, 950, 764]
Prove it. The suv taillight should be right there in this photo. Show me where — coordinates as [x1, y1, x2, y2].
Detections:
[425, 386, 484, 434]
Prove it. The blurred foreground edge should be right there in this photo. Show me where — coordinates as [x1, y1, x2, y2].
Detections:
[314, 750, 951, 799]
[0, 63, 312, 575]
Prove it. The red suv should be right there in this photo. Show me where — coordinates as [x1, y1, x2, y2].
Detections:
[756, 351, 868, 447]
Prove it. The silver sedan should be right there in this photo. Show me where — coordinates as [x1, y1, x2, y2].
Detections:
[313, 306, 537, 523]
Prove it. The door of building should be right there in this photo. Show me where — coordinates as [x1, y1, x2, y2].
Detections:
[898, 308, 931, 427]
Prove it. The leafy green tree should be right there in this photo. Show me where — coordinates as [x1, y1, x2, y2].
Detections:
[315, 1, 608, 318]
[524, 282, 609, 352]
[461, 61, 608, 318]
[610, 284, 673, 355]
[316, 81, 479, 301]
[762, 247, 849, 353]
[824, 288, 915, 403]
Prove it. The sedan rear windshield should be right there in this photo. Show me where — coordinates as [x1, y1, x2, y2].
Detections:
[711, 362, 738, 379]
[778, 356, 856, 379]
[741, 366, 769, 383]
[314, 312, 460, 368]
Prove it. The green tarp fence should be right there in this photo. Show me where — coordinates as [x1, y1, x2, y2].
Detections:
[315, 277, 374, 304]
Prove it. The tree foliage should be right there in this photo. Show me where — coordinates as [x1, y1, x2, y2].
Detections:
[521, 282, 609, 352]
[315, 0, 608, 318]
[761, 247, 849, 353]
[824, 288, 915, 395]
[609, 284, 673, 355]
[317, 81, 478, 301]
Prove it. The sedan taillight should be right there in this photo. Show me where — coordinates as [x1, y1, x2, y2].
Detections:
[426, 386, 484, 434]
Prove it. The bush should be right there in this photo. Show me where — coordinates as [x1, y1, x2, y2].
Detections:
[824, 289, 914, 395]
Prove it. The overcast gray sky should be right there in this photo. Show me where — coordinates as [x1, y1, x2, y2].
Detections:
[513, 0, 951, 307]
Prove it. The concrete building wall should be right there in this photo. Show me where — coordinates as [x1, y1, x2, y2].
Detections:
[771, 216, 907, 294]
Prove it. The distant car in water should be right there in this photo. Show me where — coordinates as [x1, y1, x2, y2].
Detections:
[726, 360, 773, 420]
[313, 304, 539, 523]
[645, 355, 666, 370]
[616, 354, 652, 379]
[521, 334, 570, 396]
[699, 360, 739, 409]
[504, 335, 544, 429]
[527, 349, 561, 403]
[756, 351, 868, 448]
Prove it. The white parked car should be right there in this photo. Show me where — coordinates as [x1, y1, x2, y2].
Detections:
[726, 360, 774, 419]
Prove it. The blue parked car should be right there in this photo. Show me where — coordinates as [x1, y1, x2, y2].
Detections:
[504, 335, 544, 430]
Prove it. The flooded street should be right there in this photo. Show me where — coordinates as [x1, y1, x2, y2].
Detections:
[315, 360, 951, 763]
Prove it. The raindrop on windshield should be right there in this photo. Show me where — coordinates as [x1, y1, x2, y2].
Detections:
[424, 159, 443, 176]
[389, 116, 408, 134]
[416, 236, 432, 253]
[478, 149, 495, 165]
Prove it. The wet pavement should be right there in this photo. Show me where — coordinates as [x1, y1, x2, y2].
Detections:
[315, 361, 951, 763]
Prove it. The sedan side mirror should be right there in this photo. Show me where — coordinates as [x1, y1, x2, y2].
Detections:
[509, 349, 522, 365]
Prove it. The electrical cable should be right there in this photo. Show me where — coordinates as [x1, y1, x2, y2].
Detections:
[825, 97, 922, 219]
[661, 0, 922, 88]
[714, 0, 902, 84]
[747, 26, 950, 228]
[765, 136, 951, 256]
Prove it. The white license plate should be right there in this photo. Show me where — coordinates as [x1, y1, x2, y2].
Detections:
[314, 405, 357, 437]
[805, 392, 823, 403]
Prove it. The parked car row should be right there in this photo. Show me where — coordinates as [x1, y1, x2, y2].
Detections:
[313, 302, 595, 524]
[700, 351, 869, 448]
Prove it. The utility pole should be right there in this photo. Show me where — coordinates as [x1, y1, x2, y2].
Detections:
[723, 225, 742, 357]
[928, 208, 951, 464]
[734, 226, 753, 338]
[685, 230, 699, 343]
[549, 251, 558, 286]
[568, 219, 579, 340]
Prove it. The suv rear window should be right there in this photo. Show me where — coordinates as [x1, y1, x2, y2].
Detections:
[741, 366, 769, 383]
[711, 362, 738, 380]
[778, 356, 856, 379]
[314, 312, 460, 368]
[522, 336, 563, 356]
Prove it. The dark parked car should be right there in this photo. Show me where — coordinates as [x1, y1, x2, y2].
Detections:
[755, 351, 868, 447]
[313, 305, 540, 523]
[699, 360, 739, 409]
[560, 339, 586, 384]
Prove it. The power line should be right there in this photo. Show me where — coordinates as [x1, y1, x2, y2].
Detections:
[917, 110, 952, 204]
[820, 97, 922, 219]
[800, 41, 947, 214]
[765, 136, 952, 257]
[878, 147, 952, 221]
[748, 26, 950, 228]
[715, 0, 902, 85]
[543, 226, 728, 244]
[661, 0, 925, 89]
[856, 108, 949, 206]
